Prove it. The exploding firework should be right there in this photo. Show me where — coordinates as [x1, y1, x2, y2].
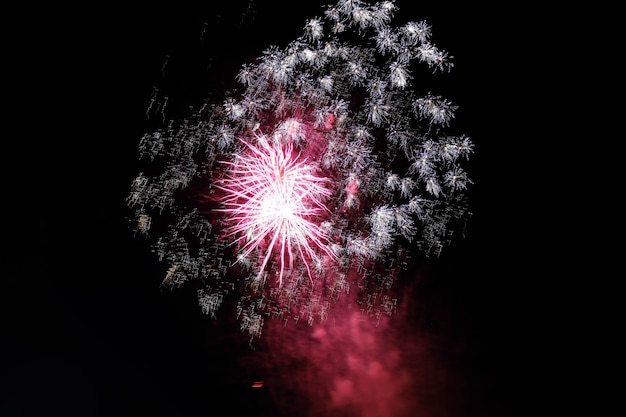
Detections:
[127, 0, 473, 339]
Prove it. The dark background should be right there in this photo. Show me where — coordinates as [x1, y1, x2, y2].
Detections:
[4, 1, 574, 416]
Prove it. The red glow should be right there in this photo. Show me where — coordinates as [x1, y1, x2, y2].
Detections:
[236, 269, 470, 417]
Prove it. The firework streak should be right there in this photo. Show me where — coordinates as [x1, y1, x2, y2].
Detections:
[127, 0, 473, 339]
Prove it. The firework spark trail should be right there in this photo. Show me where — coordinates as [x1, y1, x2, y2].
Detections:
[127, 0, 474, 339]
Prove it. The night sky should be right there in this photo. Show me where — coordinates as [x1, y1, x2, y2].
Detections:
[3, 2, 567, 416]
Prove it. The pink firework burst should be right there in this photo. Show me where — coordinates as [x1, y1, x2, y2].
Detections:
[215, 134, 336, 286]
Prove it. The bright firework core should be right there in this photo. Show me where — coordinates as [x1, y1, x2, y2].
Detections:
[215, 130, 335, 287]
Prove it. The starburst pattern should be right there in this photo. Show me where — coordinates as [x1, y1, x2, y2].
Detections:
[215, 134, 334, 286]
[127, 0, 474, 339]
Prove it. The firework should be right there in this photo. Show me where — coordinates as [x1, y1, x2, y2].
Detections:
[127, 0, 473, 339]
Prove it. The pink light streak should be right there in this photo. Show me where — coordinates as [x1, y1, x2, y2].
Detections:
[215, 134, 336, 286]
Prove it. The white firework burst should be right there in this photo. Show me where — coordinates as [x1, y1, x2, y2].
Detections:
[127, 0, 474, 339]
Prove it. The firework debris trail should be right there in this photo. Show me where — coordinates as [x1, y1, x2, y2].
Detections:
[127, 0, 473, 340]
